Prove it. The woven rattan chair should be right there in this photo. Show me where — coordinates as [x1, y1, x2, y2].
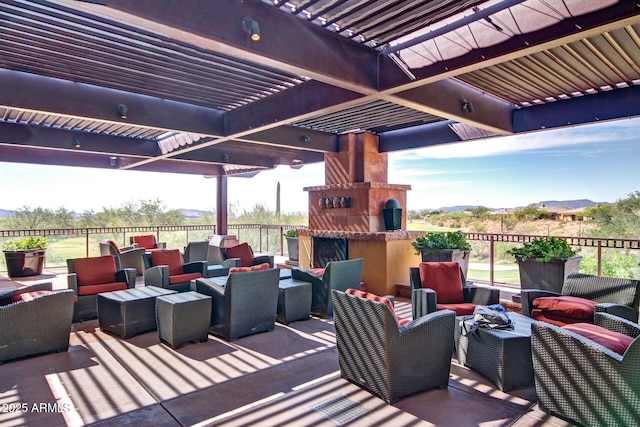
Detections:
[191, 268, 280, 341]
[144, 249, 207, 293]
[532, 312, 640, 426]
[67, 255, 137, 322]
[409, 263, 500, 319]
[292, 258, 363, 318]
[0, 283, 75, 363]
[99, 239, 146, 276]
[521, 272, 640, 325]
[332, 289, 455, 403]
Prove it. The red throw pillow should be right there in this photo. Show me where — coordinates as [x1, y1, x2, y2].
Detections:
[226, 243, 255, 267]
[229, 263, 270, 273]
[533, 296, 596, 321]
[132, 235, 156, 250]
[74, 256, 117, 287]
[418, 262, 463, 304]
[345, 289, 410, 327]
[310, 268, 325, 276]
[11, 290, 53, 303]
[151, 250, 184, 276]
[563, 323, 634, 355]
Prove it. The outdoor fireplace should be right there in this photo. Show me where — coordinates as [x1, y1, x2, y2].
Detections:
[299, 132, 424, 296]
[312, 237, 348, 268]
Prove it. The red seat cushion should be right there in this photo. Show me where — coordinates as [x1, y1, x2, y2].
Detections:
[168, 272, 202, 285]
[132, 235, 157, 250]
[77, 281, 127, 296]
[437, 302, 477, 316]
[229, 263, 270, 273]
[418, 262, 463, 304]
[11, 290, 53, 303]
[532, 296, 596, 321]
[74, 256, 118, 287]
[151, 250, 184, 275]
[345, 289, 411, 327]
[530, 309, 585, 327]
[563, 322, 634, 355]
[226, 243, 255, 267]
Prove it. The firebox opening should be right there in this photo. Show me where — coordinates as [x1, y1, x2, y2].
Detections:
[312, 237, 348, 268]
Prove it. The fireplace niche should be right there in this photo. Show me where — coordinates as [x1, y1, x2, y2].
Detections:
[300, 132, 423, 295]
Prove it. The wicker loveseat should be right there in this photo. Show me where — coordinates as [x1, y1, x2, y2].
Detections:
[532, 312, 640, 426]
[521, 272, 640, 325]
[0, 283, 75, 363]
[332, 289, 455, 403]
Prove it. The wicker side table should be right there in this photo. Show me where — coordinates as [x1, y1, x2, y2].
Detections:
[156, 291, 212, 349]
[277, 278, 312, 324]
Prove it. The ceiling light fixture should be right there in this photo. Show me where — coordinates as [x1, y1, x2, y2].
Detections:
[73, 137, 81, 148]
[117, 104, 128, 119]
[109, 156, 119, 167]
[242, 17, 260, 41]
[461, 99, 474, 113]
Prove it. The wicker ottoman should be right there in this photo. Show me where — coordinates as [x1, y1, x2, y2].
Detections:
[454, 312, 536, 391]
[277, 278, 312, 324]
[156, 291, 212, 349]
[98, 286, 176, 339]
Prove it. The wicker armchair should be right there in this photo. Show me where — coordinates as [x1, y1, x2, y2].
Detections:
[144, 249, 206, 293]
[99, 239, 146, 276]
[206, 242, 242, 278]
[130, 234, 166, 253]
[332, 289, 455, 403]
[292, 258, 363, 318]
[521, 272, 640, 325]
[532, 312, 640, 426]
[0, 283, 75, 364]
[67, 255, 137, 322]
[409, 263, 500, 319]
[191, 268, 280, 341]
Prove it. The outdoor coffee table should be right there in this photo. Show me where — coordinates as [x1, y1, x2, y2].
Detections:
[454, 312, 536, 392]
[97, 286, 176, 339]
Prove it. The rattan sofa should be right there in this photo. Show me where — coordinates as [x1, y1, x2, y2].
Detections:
[0, 283, 75, 364]
[191, 268, 280, 341]
[332, 289, 455, 403]
[521, 272, 640, 323]
[532, 312, 640, 426]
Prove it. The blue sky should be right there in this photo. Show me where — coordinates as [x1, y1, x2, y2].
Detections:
[2, 117, 639, 214]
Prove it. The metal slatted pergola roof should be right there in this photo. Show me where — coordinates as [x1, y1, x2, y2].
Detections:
[0, 0, 638, 176]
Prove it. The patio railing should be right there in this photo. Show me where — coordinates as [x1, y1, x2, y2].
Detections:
[2, 225, 639, 285]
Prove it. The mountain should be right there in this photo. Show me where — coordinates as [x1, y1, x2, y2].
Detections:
[0, 209, 13, 218]
[434, 205, 491, 213]
[180, 208, 213, 219]
[535, 199, 603, 209]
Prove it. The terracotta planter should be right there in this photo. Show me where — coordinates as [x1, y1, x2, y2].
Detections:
[517, 255, 582, 293]
[3, 249, 46, 277]
[420, 249, 470, 279]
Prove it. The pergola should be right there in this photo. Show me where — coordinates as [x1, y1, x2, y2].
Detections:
[1, 0, 639, 232]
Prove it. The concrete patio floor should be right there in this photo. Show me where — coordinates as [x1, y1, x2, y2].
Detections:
[0, 270, 575, 427]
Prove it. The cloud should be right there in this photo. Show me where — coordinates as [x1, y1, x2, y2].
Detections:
[391, 118, 640, 160]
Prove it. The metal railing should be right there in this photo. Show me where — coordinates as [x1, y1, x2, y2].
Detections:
[0, 224, 302, 271]
[2, 226, 639, 284]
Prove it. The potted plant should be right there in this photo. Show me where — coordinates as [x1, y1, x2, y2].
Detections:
[412, 231, 472, 278]
[507, 236, 582, 293]
[2, 236, 48, 277]
[284, 229, 299, 264]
